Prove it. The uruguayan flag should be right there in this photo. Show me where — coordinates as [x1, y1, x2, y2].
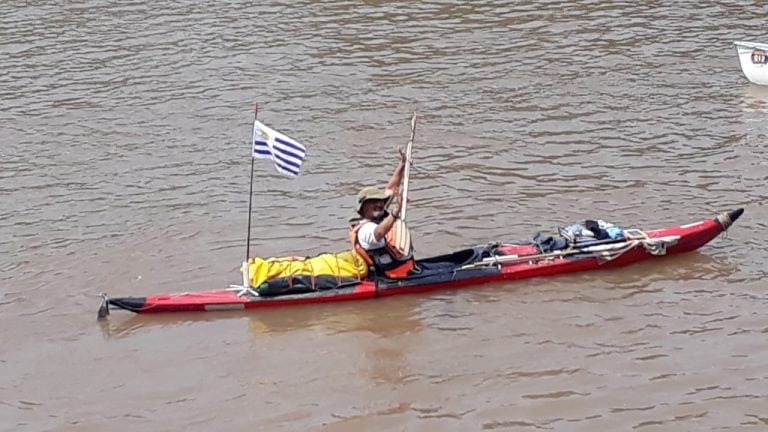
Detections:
[252, 120, 307, 177]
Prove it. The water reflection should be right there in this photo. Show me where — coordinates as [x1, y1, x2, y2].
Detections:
[99, 296, 425, 386]
[740, 83, 768, 114]
[99, 296, 423, 339]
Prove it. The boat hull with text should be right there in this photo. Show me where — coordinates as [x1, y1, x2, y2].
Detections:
[735, 41, 768, 85]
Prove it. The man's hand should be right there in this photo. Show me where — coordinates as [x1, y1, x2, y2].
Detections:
[397, 145, 407, 166]
[390, 193, 402, 218]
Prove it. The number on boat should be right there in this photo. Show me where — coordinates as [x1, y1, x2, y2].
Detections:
[751, 49, 768, 65]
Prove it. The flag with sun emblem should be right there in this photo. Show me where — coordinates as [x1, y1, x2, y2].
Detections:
[252, 120, 307, 177]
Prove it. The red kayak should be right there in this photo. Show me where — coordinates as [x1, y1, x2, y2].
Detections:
[99, 208, 742, 316]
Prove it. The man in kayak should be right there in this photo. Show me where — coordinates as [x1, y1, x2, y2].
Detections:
[349, 148, 415, 279]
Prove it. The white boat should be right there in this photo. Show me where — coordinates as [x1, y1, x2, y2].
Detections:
[734, 41, 768, 85]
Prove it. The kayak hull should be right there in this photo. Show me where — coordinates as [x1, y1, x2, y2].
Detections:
[103, 209, 742, 315]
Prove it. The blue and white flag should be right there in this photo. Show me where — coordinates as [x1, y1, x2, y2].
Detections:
[252, 120, 307, 177]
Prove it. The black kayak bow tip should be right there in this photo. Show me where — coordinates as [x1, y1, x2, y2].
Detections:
[716, 208, 744, 230]
[97, 293, 110, 320]
[98, 295, 148, 319]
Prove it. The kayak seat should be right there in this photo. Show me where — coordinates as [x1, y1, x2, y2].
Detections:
[376, 246, 489, 282]
[375, 245, 502, 287]
[415, 246, 487, 268]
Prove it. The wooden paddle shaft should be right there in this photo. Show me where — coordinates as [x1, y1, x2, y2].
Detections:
[401, 112, 416, 221]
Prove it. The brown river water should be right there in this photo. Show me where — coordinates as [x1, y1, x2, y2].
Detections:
[2, 1, 767, 431]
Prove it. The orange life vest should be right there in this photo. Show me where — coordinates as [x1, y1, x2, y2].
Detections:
[349, 218, 415, 279]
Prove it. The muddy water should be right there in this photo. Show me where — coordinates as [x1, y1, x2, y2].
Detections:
[2, 1, 767, 431]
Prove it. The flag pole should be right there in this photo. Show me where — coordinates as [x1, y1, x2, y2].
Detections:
[401, 112, 416, 221]
[242, 104, 258, 288]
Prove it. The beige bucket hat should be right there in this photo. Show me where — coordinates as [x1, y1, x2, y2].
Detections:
[355, 186, 389, 213]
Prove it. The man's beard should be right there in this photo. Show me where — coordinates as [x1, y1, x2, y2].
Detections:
[371, 210, 389, 223]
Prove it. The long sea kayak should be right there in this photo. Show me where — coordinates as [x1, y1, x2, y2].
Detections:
[99, 208, 742, 316]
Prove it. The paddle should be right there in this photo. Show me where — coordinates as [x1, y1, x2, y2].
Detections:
[400, 112, 416, 221]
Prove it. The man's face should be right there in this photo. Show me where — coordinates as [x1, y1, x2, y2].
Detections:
[362, 199, 387, 220]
